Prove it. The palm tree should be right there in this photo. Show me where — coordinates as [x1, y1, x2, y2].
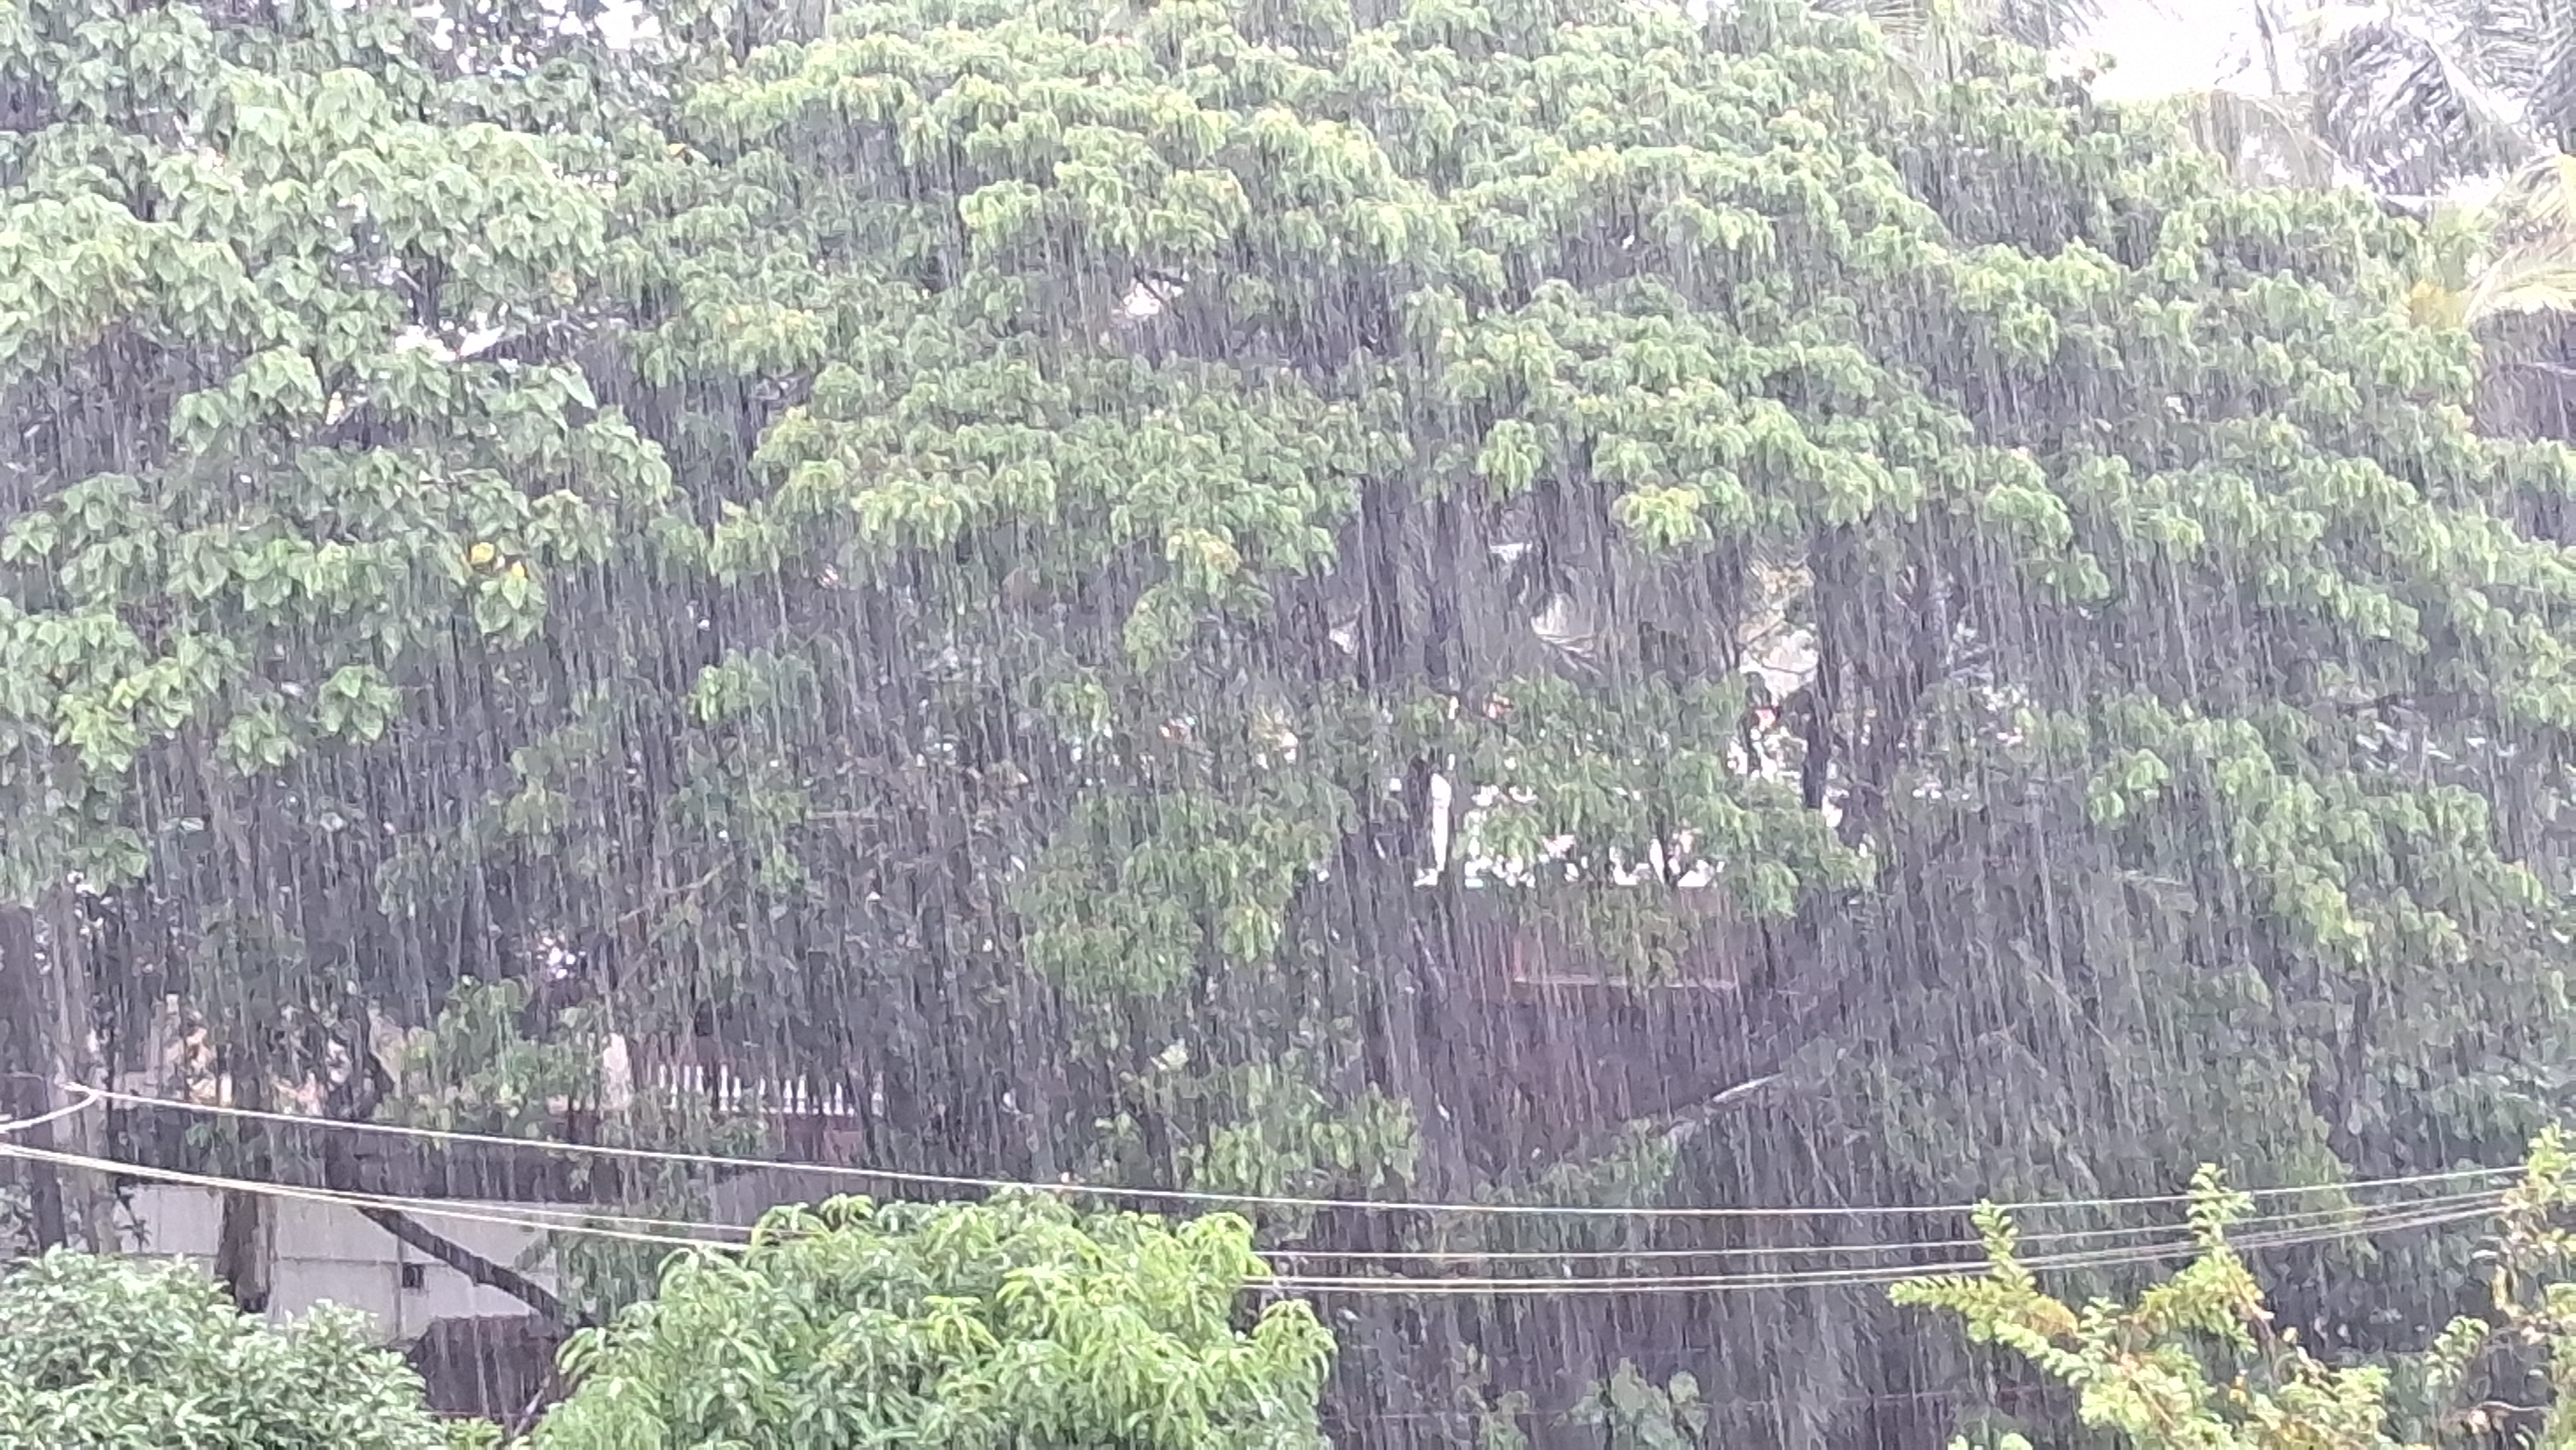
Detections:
[2303, 0, 2576, 194]
[1824, 0, 2576, 462]
[2279, 0, 2576, 447]
[1835, 0, 2568, 191]
[1822, 0, 2108, 50]
[2404, 152, 2576, 457]
[2402, 154, 2576, 323]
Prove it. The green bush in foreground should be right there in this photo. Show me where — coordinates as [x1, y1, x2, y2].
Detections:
[525, 1192, 1335, 1450]
[0, 1250, 471, 1450]
[0, 1194, 1329, 1449]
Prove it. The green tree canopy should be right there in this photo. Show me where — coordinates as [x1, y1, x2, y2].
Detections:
[9, 0, 2576, 1435]
[525, 1194, 1335, 1450]
[0, 1250, 467, 1449]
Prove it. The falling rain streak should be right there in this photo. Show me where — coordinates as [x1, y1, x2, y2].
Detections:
[5, 0, 2576, 1441]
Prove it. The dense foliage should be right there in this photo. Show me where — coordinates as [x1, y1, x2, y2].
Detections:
[1895, 1130, 2576, 1449]
[525, 1194, 1333, 1449]
[0, 1250, 463, 1449]
[0, 1198, 1328, 1448]
[8, 0, 2576, 1436]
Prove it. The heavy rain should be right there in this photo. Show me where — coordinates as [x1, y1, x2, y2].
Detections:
[3, 0, 2575, 1442]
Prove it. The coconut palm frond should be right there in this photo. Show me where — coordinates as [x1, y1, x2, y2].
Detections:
[1806, 0, 1933, 40]
[2447, 0, 2576, 145]
[2462, 244, 2576, 324]
[1976, 0, 2106, 49]
[2393, 147, 2576, 336]
[2308, 9, 2543, 193]
[1815, 0, 2100, 52]
[2492, 149, 2576, 237]
[1843, 0, 1942, 37]
[2540, 0, 2576, 143]
[1814, 0, 1984, 92]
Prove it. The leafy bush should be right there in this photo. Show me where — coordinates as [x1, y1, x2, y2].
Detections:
[528, 1192, 1336, 1450]
[0, 1250, 469, 1449]
[1893, 1130, 2576, 1447]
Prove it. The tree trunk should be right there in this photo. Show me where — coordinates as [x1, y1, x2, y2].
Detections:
[42, 892, 119, 1254]
[0, 905, 67, 1252]
[213, 1071, 273, 1314]
[213, 1184, 273, 1312]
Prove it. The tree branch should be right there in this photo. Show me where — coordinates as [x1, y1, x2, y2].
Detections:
[315, 1052, 585, 1329]
[347, 1199, 576, 1327]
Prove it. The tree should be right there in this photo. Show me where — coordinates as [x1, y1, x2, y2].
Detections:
[524, 1193, 1335, 1449]
[2303, 0, 2576, 196]
[16, 0, 2576, 1439]
[1848, 0, 2576, 424]
[1819, 0, 2111, 55]
[0, 0, 681, 1313]
[1855, 0, 2574, 197]
[629, 0, 2576, 1431]
[0, 1250, 479, 1449]
[0, 1203, 1328, 1450]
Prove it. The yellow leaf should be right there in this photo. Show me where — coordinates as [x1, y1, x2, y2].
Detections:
[508, 561, 530, 580]
[2031, 1298, 2080, 1340]
[467, 541, 498, 567]
[2403, 279, 2467, 332]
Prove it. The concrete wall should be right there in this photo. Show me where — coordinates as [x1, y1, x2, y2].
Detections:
[119, 1169, 842, 1342]
[121, 1186, 558, 1341]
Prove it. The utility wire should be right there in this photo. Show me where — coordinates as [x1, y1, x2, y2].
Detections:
[1266, 1197, 2508, 1294]
[0, 1139, 748, 1249]
[2, 1133, 2496, 1274]
[0, 1095, 93, 1139]
[1263, 1186, 2510, 1262]
[0, 1136, 2516, 1299]
[63, 1081, 2528, 1223]
[6, 1127, 2495, 1266]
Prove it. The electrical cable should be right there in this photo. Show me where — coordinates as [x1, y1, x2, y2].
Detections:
[1265, 1195, 2509, 1295]
[8, 1135, 2496, 1276]
[18, 1086, 2484, 1267]
[0, 1138, 750, 1249]
[0, 1093, 97, 1140]
[0, 1138, 2517, 1300]
[1260, 1186, 2512, 1262]
[64, 1081, 2528, 1223]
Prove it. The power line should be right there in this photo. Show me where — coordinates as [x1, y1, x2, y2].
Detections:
[10, 1124, 2495, 1267]
[1266, 1197, 2507, 1295]
[0, 1135, 2516, 1298]
[1263, 1187, 2508, 1262]
[0, 1139, 748, 1250]
[2, 1130, 2495, 1275]
[0, 1094, 97, 1140]
[63, 1081, 2527, 1223]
